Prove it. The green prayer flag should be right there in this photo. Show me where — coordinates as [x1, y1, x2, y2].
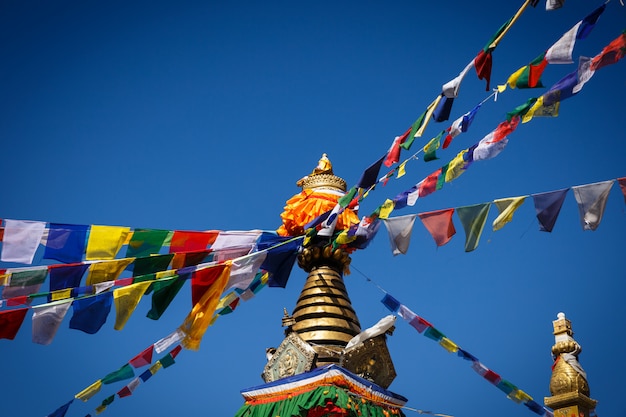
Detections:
[126, 229, 170, 258]
[506, 98, 537, 121]
[483, 16, 513, 51]
[401, 111, 427, 151]
[147, 277, 186, 320]
[338, 186, 357, 208]
[102, 395, 115, 406]
[102, 363, 135, 384]
[456, 203, 491, 252]
[9, 269, 47, 287]
[424, 131, 444, 162]
[436, 163, 449, 191]
[133, 254, 174, 277]
[424, 326, 445, 342]
[159, 353, 176, 368]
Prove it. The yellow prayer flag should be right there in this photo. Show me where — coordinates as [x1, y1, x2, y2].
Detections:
[492, 197, 526, 231]
[179, 262, 232, 350]
[496, 83, 507, 93]
[396, 161, 407, 179]
[335, 230, 356, 245]
[260, 272, 269, 285]
[86, 258, 134, 286]
[415, 96, 442, 138]
[155, 270, 176, 280]
[522, 95, 544, 123]
[510, 389, 533, 404]
[506, 66, 526, 89]
[113, 281, 152, 330]
[51, 288, 73, 301]
[378, 199, 395, 220]
[439, 337, 459, 353]
[75, 380, 102, 402]
[0, 274, 8, 286]
[95, 404, 107, 415]
[216, 292, 238, 311]
[86, 225, 131, 260]
[149, 361, 163, 375]
[445, 150, 468, 183]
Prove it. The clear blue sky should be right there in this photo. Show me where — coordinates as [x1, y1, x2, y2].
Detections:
[1, 1, 624, 416]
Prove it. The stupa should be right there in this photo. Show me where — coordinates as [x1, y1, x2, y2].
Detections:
[235, 155, 407, 417]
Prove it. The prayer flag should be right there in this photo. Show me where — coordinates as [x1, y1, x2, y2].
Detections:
[171, 250, 211, 270]
[357, 155, 385, 189]
[492, 197, 526, 231]
[179, 262, 231, 350]
[113, 281, 152, 330]
[378, 199, 395, 220]
[572, 180, 614, 231]
[86, 225, 130, 260]
[1, 219, 46, 264]
[442, 60, 474, 98]
[439, 337, 458, 353]
[2, 268, 47, 300]
[525, 400, 547, 415]
[401, 111, 427, 150]
[169, 230, 218, 253]
[424, 326, 445, 342]
[75, 380, 102, 402]
[224, 251, 267, 292]
[382, 214, 418, 256]
[0, 307, 29, 340]
[384, 128, 410, 167]
[418, 169, 442, 198]
[32, 300, 72, 345]
[44, 223, 88, 263]
[542, 70, 578, 107]
[125, 228, 169, 258]
[432, 95, 454, 122]
[261, 239, 299, 288]
[158, 352, 176, 368]
[102, 363, 135, 384]
[46, 399, 73, 417]
[154, 329, 184, 354]
[86, 258, 134, 286]
[445, 150, 469, 183]
[418, 209, 456, 247]
[456, 203, 491, 252]
[191, 264, 226, 306]
[457, 348, 479, 362]
[147, 275, 187, 320]
[49, 263, 89, 300]
[397, 161, 407, 178]
[117, 378, 140, 398]
[591, 29, 626, 71]
[381, 293, 400, 312]
[474, 49, 493, 91]
[507, 98, 538, 121]
[130, 345, 154, 368]
[424, 131, 444, 162]
[132, 254, 174, 277]
[69, 292, 113, 334]
[508, 54, 548, 89]
[414, 95, 442, 138]
[546, 0, 564, 11]
[472, 132, 509, 162]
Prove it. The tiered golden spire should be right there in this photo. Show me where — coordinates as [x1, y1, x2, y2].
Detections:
[545, 312, 597, 417]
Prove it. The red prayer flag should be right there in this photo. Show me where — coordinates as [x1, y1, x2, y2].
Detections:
[474, 49, 493, 91]
[492, 116, 520, 143]
[130, 345, 154, 368]
[117, 386, 132, 398]
[191, 264, 229, 306]
[418, 209, 456, 247]
[483, 369, 502, 384]
[384, 127, 411, 167]
[6, 296, 30, 307]
[170, 344, 182, 359]
[418, 168, 442, 198]
[408, 316, 432, 333]
[590, 31, 626, 71]
[169, 231, 218, 254]
[0, 308, 29, 340]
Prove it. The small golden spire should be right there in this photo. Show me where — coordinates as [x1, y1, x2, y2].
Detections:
[544, 312, 597, 417]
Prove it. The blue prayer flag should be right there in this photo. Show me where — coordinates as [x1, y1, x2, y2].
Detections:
[69, 292, 113, 334]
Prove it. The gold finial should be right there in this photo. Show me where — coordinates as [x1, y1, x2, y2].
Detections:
[544, 312, 597, 417]
[295, 154, 346, 191]
[281, 307, 295, 329]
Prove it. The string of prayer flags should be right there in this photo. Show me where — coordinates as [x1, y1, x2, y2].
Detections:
[85, 225, 130, 260]
[69, 292, 113, 335]
[492, 197, 527, 231]
[381, 214, 418, 256]
[1, 220, 46, 264]
[380, 293, 553, 417]
[456, 203, 491, 252]
[571, 180, 614, 231]
[32, 299, 72, 345]
[531, 188, 569, 232]
[417, 209, 456, 247]
[44, 223, 89, 263]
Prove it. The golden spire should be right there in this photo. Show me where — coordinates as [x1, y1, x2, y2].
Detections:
[544, 312, 597, 417]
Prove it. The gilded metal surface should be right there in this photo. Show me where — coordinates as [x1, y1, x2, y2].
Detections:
[300, 173, 347, 192]
[544, 313, 597, 417]
[341, 334, 397, 388]
[297, 244, 351, 273]
[263, 332, 317, 383]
